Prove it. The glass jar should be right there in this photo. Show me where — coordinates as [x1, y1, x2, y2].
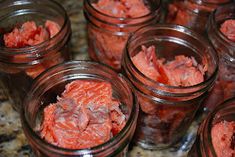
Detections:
[83, 0, 162, 70]
[122, 24, 218, 149]
[0, 0, 71, 111]
[166, 0, 232, 34]
[188, 98, 235, 157]
[21, 61, 139, 157]
[204, 4, 235, 111]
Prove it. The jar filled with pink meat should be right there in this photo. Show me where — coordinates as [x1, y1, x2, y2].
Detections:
[204, 3, 235, 111]
[21, 61, 138, 157]
[166, 0, 232, 34]
[0, 0, 72, 111]
[83, 0, 162, 70]
[188, 97, 235, 157]
[122, 24, 218, 149]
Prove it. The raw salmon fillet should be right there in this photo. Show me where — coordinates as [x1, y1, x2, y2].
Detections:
[167, 1, 192, 26]
[92, 0, 150, 18]
[220, 19, 235, 42]
[131, 45, 206, 86]
[4, 20, 60, 48]
[40, 80, 126, 149]
[211, 121, 235, 157]
[4, 20, 61, 78]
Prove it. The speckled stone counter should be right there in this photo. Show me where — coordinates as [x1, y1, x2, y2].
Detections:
[0, 0, 199, 156]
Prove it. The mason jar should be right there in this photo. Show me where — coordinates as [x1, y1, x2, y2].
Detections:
[0, 0, 71, 111]
[204, 3, 235, 111]
[188, 98, 235, 157]
[83, 0, 162, 70]
[122, 24, 218, 149]
[166, 0, 232, 34]
[21, 61, 139, 157]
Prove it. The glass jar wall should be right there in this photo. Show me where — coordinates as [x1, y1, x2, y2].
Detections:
[83, 0, 162, 70]
[166, 0, 232, 34]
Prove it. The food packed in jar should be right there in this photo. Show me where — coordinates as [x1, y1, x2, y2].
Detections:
[92, 0, 150, 18]
[220, 19, 235, 42]
[132, 45, 206, 87]
[4, 20, 60, 48]
[188, 98, 235, 157]
[217, 11, 235, 101]
[204, 4, 235, 111]
[0, 0, 71, 111]
[211, 121, 235, 157]
[21, 61, 138, 157]
[41, 80, 126, 149]
[3, 20, 61, 78]
[131, 45, 207, 147]
[84, 0, 161, 70]
[122, 25, 218, 149]
[166, 0, 231, 34]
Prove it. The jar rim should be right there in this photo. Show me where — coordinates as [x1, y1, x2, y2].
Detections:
[210, 3, 235, 48]
[0, 0, 69, 55]
[125, 24, 219, 90]
[21, 60, 138, 155]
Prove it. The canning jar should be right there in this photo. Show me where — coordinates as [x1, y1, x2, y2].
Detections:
[188, 98, 235, 157]
[166, 0, 231, 34]
[122, 24, 218, 149]
[83, 0, 162, 70]
[204, 4, 235, 111]
[0, 0, 71, 111]
[21, 61, 139, 157]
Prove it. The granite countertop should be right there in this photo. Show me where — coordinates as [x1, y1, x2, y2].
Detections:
[0, 0, 198, 156]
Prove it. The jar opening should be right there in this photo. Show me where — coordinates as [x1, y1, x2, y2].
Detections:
[125, 24, 218, 91]
[0, 0, 69, 57]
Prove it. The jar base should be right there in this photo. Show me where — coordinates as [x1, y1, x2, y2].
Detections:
[135, 121, 199, 151]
